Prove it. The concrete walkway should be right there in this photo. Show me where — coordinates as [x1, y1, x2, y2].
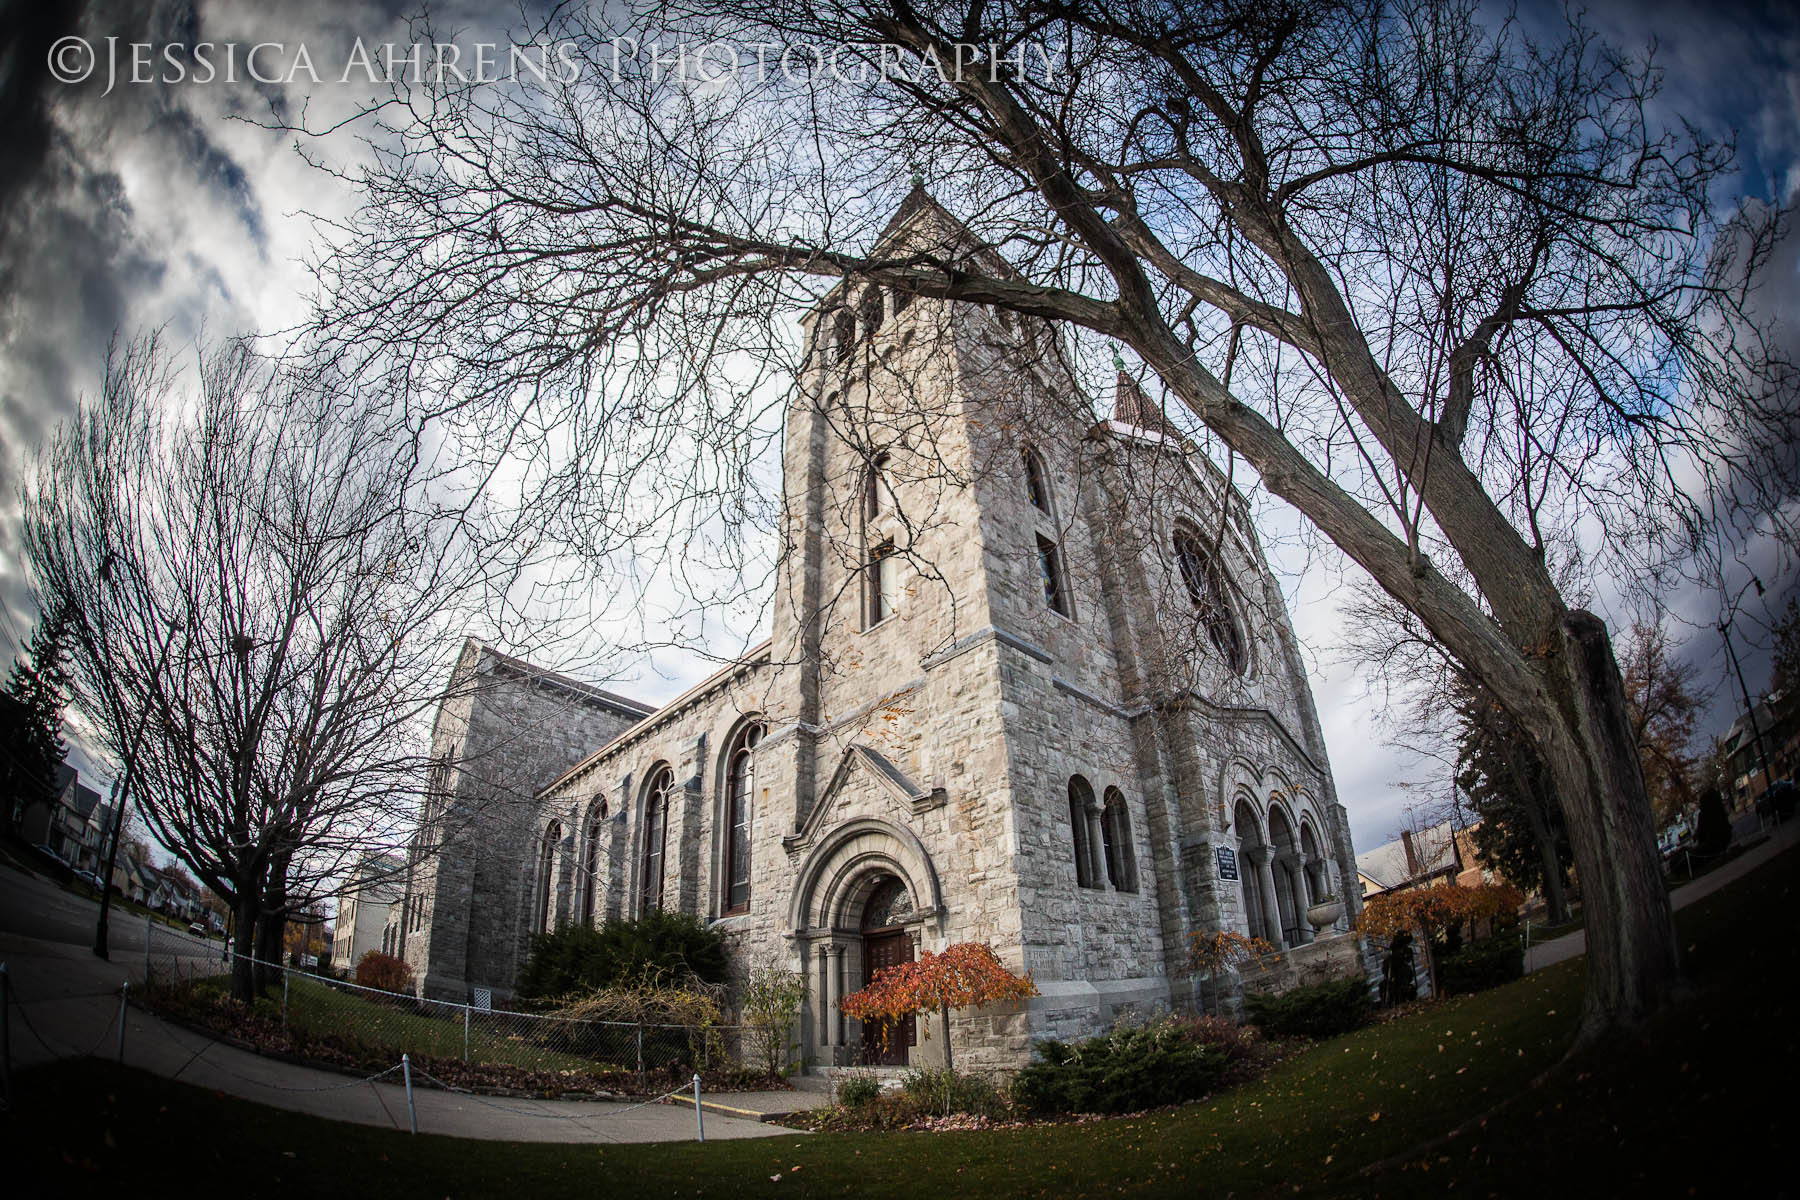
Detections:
[1524, 816, 1800, 973]
[1, 925, 797, 1144]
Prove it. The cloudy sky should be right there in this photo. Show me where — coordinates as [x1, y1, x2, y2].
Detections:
[1, 0, 1795, 849]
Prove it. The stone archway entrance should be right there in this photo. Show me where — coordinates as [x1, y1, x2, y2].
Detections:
[859, 874, 916, 1066]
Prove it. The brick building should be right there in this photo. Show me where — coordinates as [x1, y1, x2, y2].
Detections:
[398, 191, 1364, 1071]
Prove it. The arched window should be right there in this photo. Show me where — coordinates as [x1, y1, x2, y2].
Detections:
[860, 288, 885, 336]
[722, 721, 764, 914]
[1023, 448, 1051, 514]
[833, 309, 856, 363]
[580, 797, 607, 926]
[1102, 788, 1138, 892]
[1037, 535, 1070, 616]
[640, 766, 673, 913]
[865, 452, 891, 524]
[1069, 776, 1101, 889]
[1173, 526, 1248, 674]
[535, 820, 562, 934]
[1299, 821, 1327, 906]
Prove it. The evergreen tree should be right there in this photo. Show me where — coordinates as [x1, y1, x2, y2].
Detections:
[1453, 681, 1575, 923]
[1, 607, 71, 822]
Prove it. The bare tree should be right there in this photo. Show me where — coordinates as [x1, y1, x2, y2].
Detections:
[22, 335, 530, 1000]
[1619, 621, 1705, 827]
[295, 0, 1797, 1040]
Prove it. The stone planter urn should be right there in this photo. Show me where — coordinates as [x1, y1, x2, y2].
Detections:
[1305, 897, 1344, 931]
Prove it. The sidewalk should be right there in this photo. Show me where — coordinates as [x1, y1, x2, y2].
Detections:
[1525, 816, 1800, 973]
[1, 929, 798, 1144]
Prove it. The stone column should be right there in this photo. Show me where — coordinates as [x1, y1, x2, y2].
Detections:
[1274, 851, 1305, 944]
[1243, 846, 1276, 945]
[829, 944, 847, 1059]
[816, 944, 834, 1050]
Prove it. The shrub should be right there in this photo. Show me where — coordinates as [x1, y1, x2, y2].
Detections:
[1437, 934, 1524, 996]
[1168, 1014, 1275, 1087]
[901, 1067, 1006, 1118]
[835, 1071, 883, 1108]
[516, 911, 729, 1001]
[1011, 1015, 1227, 1115]
[353, 951, 413, 994]
[1244, 977, 1371, 1039]
[541, 980, 725, 1069]
[740, 961, 807, 1078]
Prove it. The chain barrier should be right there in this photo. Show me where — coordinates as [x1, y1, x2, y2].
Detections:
[140, 941, 756, 1084]
[5, 973, 126, 1061]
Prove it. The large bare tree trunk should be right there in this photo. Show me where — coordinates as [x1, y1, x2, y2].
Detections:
[230, 891, 259, 1003]
[1534, 613, 1681, 1041]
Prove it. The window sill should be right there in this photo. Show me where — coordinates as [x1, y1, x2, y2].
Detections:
[860, 614, 899, 635]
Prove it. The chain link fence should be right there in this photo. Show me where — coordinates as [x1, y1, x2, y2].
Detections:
[139, 937, 763, 1086]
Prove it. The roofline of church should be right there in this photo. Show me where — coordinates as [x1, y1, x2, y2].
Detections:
[460, 638, 656, 721]
[536, 638, 776, 799]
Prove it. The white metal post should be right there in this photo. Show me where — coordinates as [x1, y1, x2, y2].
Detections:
[403, 1053, 418, 1134]
[693, 1073, 705, 1142]
[116, 982, 129, 1063]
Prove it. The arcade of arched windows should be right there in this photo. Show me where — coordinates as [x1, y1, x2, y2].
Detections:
[1230, 794, 1338, 949]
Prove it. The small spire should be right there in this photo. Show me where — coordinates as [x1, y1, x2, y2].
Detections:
[1113, 347, 1125, 371]
[910, 161, 924, 189]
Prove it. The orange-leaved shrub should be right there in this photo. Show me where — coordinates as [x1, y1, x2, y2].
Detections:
[354, 950, 414, 994]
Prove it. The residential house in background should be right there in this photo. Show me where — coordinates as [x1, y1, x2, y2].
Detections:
[16, 764, 101, 868]
[1355, 820, 1487, 899]
[332, 853, 405, 971]
[1720, 686, 1797, 808]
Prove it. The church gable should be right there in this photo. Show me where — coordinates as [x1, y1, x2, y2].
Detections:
[783, 743, 947, 854]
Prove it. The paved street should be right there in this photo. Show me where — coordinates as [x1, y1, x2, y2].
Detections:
[1523, 816, 1800, 973]
[0, 860, 797, 1143]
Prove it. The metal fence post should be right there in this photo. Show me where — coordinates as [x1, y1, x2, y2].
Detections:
[117, 982, 129, 1063]
[144, 912, 152, 985]
[464, 1004, 471, 1064]
[636, 1022, 645, 1076]
[402, 1053, 418, 1134]
[693, 1073, 705, 1142]
[282, 968, 290, 1028]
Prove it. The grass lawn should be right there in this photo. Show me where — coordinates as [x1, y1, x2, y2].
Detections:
[180, 973, 626, 1074]
[7, 843, 1793, 1198]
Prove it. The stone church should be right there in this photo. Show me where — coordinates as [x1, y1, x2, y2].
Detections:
[395, 190, 1366, 1073]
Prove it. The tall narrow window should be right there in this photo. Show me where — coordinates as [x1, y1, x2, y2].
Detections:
[1102, 789, 1138, 892]
[640, 767, 672, 913]
[580, 799, 607, 925]
[860, 288, 885, 336]
[1069, 777, 1097, 888]
[867, 540, 899, 626]
[1037, 535, 1069, 616]
[723, 721, 764, 914]
[1173, 527, 1248, 674]
[833, 309, 856, 363]
[892, 289, 912, 315]
[865, 452, 890, 523]
[1023, 448, 1050, 513]
[535, 821, 562, 934]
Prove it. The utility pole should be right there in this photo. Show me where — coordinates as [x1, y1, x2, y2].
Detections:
[1719, 573, 1774, 808]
